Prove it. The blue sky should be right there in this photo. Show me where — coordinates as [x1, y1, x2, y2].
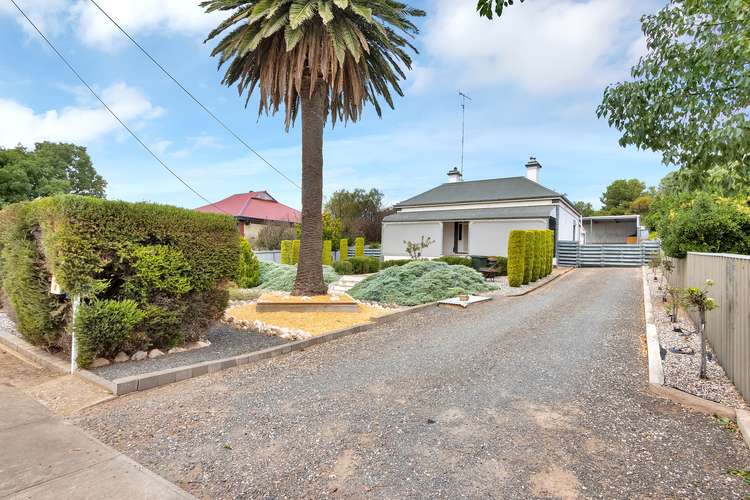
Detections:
[0, 0, 669, 210]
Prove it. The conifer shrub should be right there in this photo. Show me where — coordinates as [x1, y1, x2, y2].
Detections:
[349, 260, 489, 306]
[280, 240, 292, 264]
[507, 230, 526, 287]
[291, 239, 301, 264]
[237, 238, 260, 288]
[355, 237, 365, 257]
[532, 231, 544, 281]
[339, 239, 349, 261]
[523, 231, 535, 284]
[546, 230, 555, 275]
[0, 195, 238, 366]
[322, 240, 333, 266]
[257, 261, 338, 292]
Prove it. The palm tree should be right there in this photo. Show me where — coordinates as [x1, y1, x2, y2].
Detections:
[202, 0, 424, 295]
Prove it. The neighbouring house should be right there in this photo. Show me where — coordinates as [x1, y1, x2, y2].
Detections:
[196, 190, 301, 241]
[381, 158, 582, 260]
[581, 214, 648, 244]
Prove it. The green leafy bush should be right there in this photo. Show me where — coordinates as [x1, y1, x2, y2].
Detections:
[280, 240, 292, 264]
[523, 231, 534, 284]
[507, 230, 526, 287]
[382, 259, 412, 268]
[349, 260, 490, 306]
[344, 256, 380, 274]
[339, 238, 348, 261]
[75, 299, 145, 367]
[237, 239, 260, 288]
[435, 256, 473, 267]
[291, 239, 301, 264]
[257, 261, 339, 292]
[355, 237, 365, 257]
[333, 260, 353, 274]
[322, 240, 333, 266]
[0, 195, 238, 361]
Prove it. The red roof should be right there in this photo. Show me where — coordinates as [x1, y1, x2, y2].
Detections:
[196, 191, 301, 223]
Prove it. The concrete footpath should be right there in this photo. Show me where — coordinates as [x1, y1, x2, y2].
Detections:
[0, 382, 194, 499]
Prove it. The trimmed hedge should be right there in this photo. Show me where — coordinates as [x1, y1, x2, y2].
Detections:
[336, 256, 380, 275]
[339, 239, 348, 261]
[0, 196, 238, 366]
[382, 259, 412, 268]
[280, 240, 292, 264]
[545, 230, 554, 276]
[435, 256, 472, 267]
[291, 239, 301, 265]
[533, 231, 545, 281]
[522, 231, 534, 284]
[322, 240, 333, 266]
[349, 260, 490, 306]
[237, 239, 260, 288]
[257, 261, 339, 291]
[507, 230, 526, 287]
[354, 237, 365, 257]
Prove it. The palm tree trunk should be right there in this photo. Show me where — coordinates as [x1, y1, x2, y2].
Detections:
[292, 78, 327, 296]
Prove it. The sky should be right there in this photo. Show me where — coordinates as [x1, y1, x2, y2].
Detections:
[0, 0, 670, 211]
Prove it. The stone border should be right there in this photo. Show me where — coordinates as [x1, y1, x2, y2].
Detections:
[641, 267, 749, 444]
[505, 266, 575, 297]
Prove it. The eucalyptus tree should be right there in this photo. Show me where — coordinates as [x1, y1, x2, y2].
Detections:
[202, 0, 424, 295]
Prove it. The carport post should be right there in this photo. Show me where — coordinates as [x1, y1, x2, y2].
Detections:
[70, 295, 80, 373]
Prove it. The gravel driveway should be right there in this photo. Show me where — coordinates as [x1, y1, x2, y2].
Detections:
[74, 268, 750, 499]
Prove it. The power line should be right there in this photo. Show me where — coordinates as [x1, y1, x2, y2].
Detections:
[86, 0, 302, 191]
[9, 0, 232, 215]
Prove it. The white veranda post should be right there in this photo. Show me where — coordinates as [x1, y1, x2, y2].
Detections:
[70, 295, 80, 373]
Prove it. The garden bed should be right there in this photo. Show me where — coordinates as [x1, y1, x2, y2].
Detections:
[646, 268, 748, 409]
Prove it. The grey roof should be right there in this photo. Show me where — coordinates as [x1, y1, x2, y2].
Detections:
[382, 206, 552, 223]
[395, 176, 563, 207]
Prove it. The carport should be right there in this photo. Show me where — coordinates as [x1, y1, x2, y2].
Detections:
[582, 215, 643, 244]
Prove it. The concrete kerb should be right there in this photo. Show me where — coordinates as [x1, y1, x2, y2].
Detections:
[641, 266, 748, 442]
[504, 266, 575, 297]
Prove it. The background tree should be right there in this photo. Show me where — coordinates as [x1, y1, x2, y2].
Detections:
[203, 0, 424, 295]
[572, 201, 595, 217]
[597, 0, 750, 186]
[599, 179, 646, 215]
[476, 0, 524, 19]
[325, 188, 388, 242]
[0, 142, 106, 206]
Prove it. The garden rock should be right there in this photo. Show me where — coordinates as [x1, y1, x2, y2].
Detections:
[90, 357, 110, 368]
[114, 352, 129, 363]
[131, 350, 148, 361]
[148, 349, 165, 359]
[168, 347, 187, 354]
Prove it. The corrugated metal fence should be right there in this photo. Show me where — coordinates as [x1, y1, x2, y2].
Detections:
[558, 240, 660, 267]
[667, 252, 750, 401]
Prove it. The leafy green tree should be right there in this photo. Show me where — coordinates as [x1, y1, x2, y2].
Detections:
[476, 0, 524, 19]
[0, 142, 106, 206]
[597, 0, 750, 184]
[629, 195, 653, 216]
[599, 179, 646, 215]
[573, 201, 595, 217]
[203, 1, 424, 296]
[325, 188, 386, 242]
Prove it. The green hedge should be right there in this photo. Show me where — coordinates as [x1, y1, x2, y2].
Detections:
[507, 230, 526, 287]
[322, 240, 333, 266]
[545, 230, 554, 275]
[354, 237, 365, 257]
[291, 239, 301, 264]
[435, 256, 472, 267]
[280, 240, 292, 264]
[382, 259, 412, 268]
[339, 239, 348, 261]
[237, 238, 260, 288]
[337, 256, 380, 275]
[0, 195, 238, 366]
[532, 231, 544, 281]
[522, 231, 534, 284]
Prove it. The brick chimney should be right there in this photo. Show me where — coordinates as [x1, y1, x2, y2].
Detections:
[525, 157, 541, 183]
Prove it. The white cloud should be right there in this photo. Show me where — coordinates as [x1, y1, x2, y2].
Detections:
[70, 0, 224, 49]
[0, 82, 163, 147]
[0, 0, 71, 37]
[171, 133, 223, 159]
[422, 0, 646, 95]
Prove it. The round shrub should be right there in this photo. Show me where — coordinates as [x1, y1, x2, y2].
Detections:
[333, 260, 353, 275]
[237, 239, 260, 288]
[257, 261, 339, 292]
[75, 299, 144, 368]
[348, 260, 490, 306]
[507, 230, 526, 287]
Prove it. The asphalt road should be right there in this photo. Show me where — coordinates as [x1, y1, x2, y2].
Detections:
[75, 268, 750, 499]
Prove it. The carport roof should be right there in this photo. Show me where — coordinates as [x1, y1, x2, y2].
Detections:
[382, 205, 552, 223]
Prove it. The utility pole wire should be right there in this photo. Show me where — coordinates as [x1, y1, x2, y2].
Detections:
[9, 0, 232, 215]
[86, 0, 302, 190]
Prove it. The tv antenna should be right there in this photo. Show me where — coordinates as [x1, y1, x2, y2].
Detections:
[459, 91, 472, 175]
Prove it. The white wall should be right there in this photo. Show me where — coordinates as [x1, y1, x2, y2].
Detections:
[469, 219, 548, 257]
[382, 222, 443, 259]
[553, 203, 581, 242]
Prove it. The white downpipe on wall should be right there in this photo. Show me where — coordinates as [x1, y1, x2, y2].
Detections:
[70, 295, 80, 374]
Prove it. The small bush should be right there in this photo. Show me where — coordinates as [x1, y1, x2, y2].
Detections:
[227, 287, 263, 301]
[257, 261, 339, 292]
[355, 237, 365, 257]
[345, 256, 380, 274]
[435, 256, 473, 267]
[237, 239, 260, 288]
[322, 240, 333, 266]
[507, 230, 526, 287]
[494, 256, 508, 276]
[349, 260, 490, 306]
[280, 240, 292, 264]
[339, 239, 348, 261]
[291, 239, 301, 264]
[523, 231, 534, 284]
[75, 299, 144, 367]
[382, 259, 412, 268]
[333, 260, 353, 274]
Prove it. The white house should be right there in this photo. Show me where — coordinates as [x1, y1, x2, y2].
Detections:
[381, 158, 582, 260]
